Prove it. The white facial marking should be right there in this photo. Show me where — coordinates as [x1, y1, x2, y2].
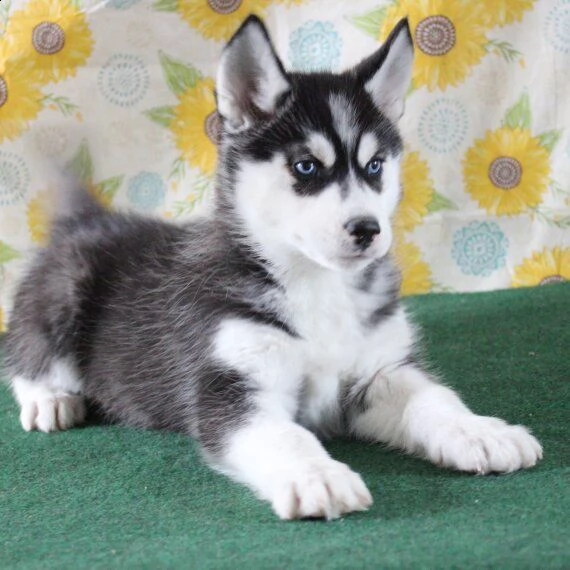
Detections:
[328, 94, 357, 149]
[234, 150, 403, 271]
[381, 153, 402, 215]
[307, 133, 336, 168]
[357, 132, 379, 169]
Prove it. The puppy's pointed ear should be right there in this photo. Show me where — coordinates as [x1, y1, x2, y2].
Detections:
[355, 18, 414, 123]
[216, 16, 291, 131]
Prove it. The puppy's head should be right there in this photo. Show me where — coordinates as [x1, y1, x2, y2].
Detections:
[215, 16, 413, 272]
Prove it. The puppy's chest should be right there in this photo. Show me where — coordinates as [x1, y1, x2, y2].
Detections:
[280, 275, 373, 424]
[285, 274, 367, 371]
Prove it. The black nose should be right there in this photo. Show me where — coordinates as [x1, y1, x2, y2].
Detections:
[344, 217, 381, 249]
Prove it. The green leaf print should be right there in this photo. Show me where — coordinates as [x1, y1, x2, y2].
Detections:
[169, 156, 187, 181]
[0, 0, 11, 36]
[531, 207, 570, 229]
[66, 140, 94, 184]
[144, 106, 176, 128]
[154, 0, 178, 12]
[348, 7, 386, 38]
[503, 92, 532, 130]
[485, 39, 522, 64]
[41, 94, 79, 117]
[426, 191, 458, 213]
[159, 52, 201, 96]
[550, 180, 570, 198]
[537, 130, 562, 153]
[93, 175, 124, 204]
[171, 174, 211, 217]
[0, 241, 20, 264]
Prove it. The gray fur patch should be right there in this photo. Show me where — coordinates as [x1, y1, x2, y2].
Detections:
[4, 189, 294, 452]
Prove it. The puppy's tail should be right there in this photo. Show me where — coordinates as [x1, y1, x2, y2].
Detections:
[54, 174, 108, 221]
[39, 174, 113, 249]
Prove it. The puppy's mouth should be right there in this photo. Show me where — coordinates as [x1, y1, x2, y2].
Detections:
[293, 236, 382, 271]
[336, 253, 378, 270]
[338, 254, 369, 261]
[338, 247, 382, 262]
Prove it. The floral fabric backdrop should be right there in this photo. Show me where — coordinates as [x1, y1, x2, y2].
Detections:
[0, 0, 569, 330]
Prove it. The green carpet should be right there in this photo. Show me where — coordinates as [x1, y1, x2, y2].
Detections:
[1, 284, 569, 569]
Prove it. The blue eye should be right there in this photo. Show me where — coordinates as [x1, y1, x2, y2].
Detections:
[294, 160, 317, 176]
[366, 159, 383, 176]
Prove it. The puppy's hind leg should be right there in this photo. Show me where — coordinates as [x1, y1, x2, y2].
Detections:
[5, 188, 111, 432]
[5, 251, 89, 433]
[12, 360, 86, 433]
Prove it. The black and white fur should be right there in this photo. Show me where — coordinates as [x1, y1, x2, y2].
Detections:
[4, 17, 542, 520]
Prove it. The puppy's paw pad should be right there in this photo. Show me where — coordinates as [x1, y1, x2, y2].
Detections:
[428, 415, 542, 474]
[270, 460, 372, 520]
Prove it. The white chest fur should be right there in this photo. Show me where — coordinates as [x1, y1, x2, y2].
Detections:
[283, 266, 413, 431]
[213, 263, 415, 431]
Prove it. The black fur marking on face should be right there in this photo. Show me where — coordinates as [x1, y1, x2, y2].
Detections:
[286, 144, 349, 197]
[220, 71, 403, 199]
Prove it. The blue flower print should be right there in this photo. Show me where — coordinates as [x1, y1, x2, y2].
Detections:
[418, 98, 469, 154]
[452, 221, 508, 277]
[289, 21, 342, 71]
[107, 0, 142, 8]
[127, 171, 166, 211]
[0, 151, 30, 206]
[98, 54, 150, 107]
[544, 0, 570, 54]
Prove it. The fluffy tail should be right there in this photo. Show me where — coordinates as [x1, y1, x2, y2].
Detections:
[54, 175, 108, 221]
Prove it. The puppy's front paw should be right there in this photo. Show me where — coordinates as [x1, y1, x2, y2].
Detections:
[12, 378, 85, 432]
[268, 459, 372, 520]
[425, 414, 543, 474]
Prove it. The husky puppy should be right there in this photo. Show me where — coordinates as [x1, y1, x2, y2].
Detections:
[4, 16, 542, 520]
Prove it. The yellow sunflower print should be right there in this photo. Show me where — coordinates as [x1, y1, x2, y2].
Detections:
[0, 41, 43, 143]
[381, 0, 488, 91]
[463, 127, 550, 216]
[5, 0, 94, 84]
[394, 239, 434, 296]
[512, 247, 569, 287]
[480, 0, 535, 27]
[178, 0, 271, 41]
[171, 77, 218, 176]
[27, 190, 55, 245]
[394, 151, 434, 232]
